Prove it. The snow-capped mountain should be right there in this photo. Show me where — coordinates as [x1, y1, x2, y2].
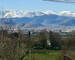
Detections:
[0, 10, 75, 31]
[1, 10, 75, 18]
[0, 10, 44, 18]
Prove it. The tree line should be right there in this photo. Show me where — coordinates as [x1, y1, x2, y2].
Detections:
[0, 28, 75, 60]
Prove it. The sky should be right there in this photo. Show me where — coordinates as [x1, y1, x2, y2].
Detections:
[0, 0, 75, 12]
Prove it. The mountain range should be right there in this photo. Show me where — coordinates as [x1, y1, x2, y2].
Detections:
[0, 10, 75, 31]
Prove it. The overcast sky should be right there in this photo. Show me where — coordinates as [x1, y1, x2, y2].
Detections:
[0, 0, 75, 12]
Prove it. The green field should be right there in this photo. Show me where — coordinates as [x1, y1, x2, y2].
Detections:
[23, 50, 63, 60]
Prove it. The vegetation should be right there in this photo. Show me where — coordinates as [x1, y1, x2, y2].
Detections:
[23, 50, 63, 60]
[0, 27, 75, 60]
[49, 31, 61, 50]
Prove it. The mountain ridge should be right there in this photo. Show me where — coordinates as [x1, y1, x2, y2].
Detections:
[0, 10, 75, 31]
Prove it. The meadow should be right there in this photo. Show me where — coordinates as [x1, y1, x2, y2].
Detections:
[24, 50, 63, 60]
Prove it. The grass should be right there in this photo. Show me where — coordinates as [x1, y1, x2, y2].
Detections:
[23, 50, 63, 60]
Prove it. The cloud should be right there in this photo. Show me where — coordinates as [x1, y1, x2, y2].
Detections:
[43, 0, 75, 3]
[43, 10, 75, 17]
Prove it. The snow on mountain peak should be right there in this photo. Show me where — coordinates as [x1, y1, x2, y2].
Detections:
[43, 10, 57, 15]
[2, 10, 45, 18]
[43, 10, 75, 17]
[1, 10, 75, 18]
[59, 11, 75, 17]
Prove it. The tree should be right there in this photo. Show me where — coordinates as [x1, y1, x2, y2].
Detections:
[49, 31, 61, 50]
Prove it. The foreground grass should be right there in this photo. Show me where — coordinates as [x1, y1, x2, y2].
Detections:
[23, 50, 63, 60]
